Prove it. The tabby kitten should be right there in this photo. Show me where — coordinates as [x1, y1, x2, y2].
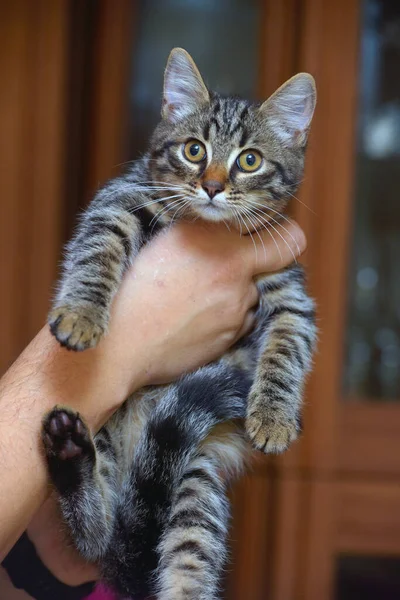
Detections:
[42, 49, 317, 600]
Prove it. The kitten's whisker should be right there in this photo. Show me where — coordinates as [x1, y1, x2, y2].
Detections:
[134, 179, 184, 186]
[112, 159, 135, 169]
[146, 198, 186, 228]
[248, 199, 295, 228]
[134, 188, 184, 195]
[243, 220, 258, 264]
[135, 186, 183, 191]
[240, 205, 281, 263]
[112, 155, 181, 169]
[232, 210, 243, 236]
[234, 208, 258, 263]
[128, 200, 161, 213]
[100, 182, 137, 201]
[240, 207, 269, 264]
[113, 152, 171, 169]
[286, 190, 316, 215]
[247, 207, 296, 264]
[221, 217, 231, 233]
[268, 221, 297, 263]
[248, 203, 301, 257]
[168, 198, 192, 229]
[101, 183, 179, 204]
[264, 213, 301, 257]
[165, 198, 193, 230]
[150, 197, 186, 222]
[149, 197, 188, 230]
[113, 178, 183, 188]
[169, 197, 191, 217]
[287, 177, 305, 188]
[130, 194, 186, 214]
[135, 181, 183, 187]
[96, 181, 184, 205]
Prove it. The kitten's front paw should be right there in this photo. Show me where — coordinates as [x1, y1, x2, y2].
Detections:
[246, 404, 301, 454]
[49, 305, 106, 351]
[42, 407, 93, 462]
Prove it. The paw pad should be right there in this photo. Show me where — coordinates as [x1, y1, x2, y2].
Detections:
[42, 408, 92, 461]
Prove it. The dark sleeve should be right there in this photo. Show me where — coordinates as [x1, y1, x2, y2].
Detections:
[2, 533, 95, 600]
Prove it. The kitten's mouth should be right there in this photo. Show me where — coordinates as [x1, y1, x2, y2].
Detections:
[194, 198, 232, 221]
[194, 199, 232, 222]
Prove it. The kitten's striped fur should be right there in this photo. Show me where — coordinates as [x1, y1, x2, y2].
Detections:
[42, 49, 317, 599]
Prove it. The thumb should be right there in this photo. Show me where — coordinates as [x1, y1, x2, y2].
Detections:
[243, 219, 307, 275]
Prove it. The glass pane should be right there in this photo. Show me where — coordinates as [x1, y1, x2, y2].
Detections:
[129, 0, 260, 155]
[344, 0, 400, 400]
[336, 555, 400, 600]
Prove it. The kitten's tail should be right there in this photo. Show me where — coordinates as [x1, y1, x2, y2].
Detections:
[109, 364, 250, 599]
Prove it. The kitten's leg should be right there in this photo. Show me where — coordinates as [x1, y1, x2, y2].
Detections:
[101, 366, 250, 599]
[156, 425, 248, 600]
[49, 176, 145, 351]
[155, 453, 229, 600]
[246, 265, 317, 454]
[42, 407, 118, 561]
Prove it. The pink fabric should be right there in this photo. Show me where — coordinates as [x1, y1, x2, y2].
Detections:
[85, 583, 116, 599]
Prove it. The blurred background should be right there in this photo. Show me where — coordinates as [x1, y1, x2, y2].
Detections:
[1, 0, 400, 598]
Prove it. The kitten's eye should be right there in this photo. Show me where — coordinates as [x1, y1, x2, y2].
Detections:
[237, 150, 262, 172]
[183, 140, 206, 163]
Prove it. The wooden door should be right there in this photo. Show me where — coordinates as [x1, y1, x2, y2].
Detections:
[259, 0, 400, 598]
[0, 0, 68, 372]
[0, 0, 133, 371]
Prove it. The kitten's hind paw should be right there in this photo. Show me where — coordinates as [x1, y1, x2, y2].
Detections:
[246, 409, 301, 455]
[48, 306, 106, 351]
[42, 407, 94, 462]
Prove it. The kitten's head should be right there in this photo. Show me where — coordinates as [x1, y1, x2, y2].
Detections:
[149, 48, 316, 228]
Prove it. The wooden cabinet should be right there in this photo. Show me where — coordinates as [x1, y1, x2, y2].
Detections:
[235, 1, 400, 598]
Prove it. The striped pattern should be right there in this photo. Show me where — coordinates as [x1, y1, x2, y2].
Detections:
[155, 454, 230, 600]
[43, 49, 317, 599]
[48, 176, 144, 350]
[247, 267, 316, 452]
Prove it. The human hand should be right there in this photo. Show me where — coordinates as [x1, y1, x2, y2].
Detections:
[116, 219, 306, 389]
[27, 497, 99, 586]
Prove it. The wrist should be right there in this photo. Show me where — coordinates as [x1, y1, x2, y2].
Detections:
[24, 326, 145, 432]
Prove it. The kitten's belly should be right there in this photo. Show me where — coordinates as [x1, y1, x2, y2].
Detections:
[98, 347, 257, 475]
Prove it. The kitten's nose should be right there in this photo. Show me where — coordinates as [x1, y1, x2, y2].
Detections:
[202, 180, 225, 199]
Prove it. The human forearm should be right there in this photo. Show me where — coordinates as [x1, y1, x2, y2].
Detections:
[0, 347, 51, 557]
[0, 325, 147, 558]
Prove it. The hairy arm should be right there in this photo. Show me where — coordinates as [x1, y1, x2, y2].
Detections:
[0, 325, 143, 560]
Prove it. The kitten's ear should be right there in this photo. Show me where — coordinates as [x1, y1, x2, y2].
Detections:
[162, 48, 210, 123]
[260, 73, 316, 146]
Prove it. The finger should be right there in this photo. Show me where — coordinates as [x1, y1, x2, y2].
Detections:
[233, 309, 257, 344]
[243, 219, 307, 275]
[246, 283, 259, 309]
[27, 499, 101, 585]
